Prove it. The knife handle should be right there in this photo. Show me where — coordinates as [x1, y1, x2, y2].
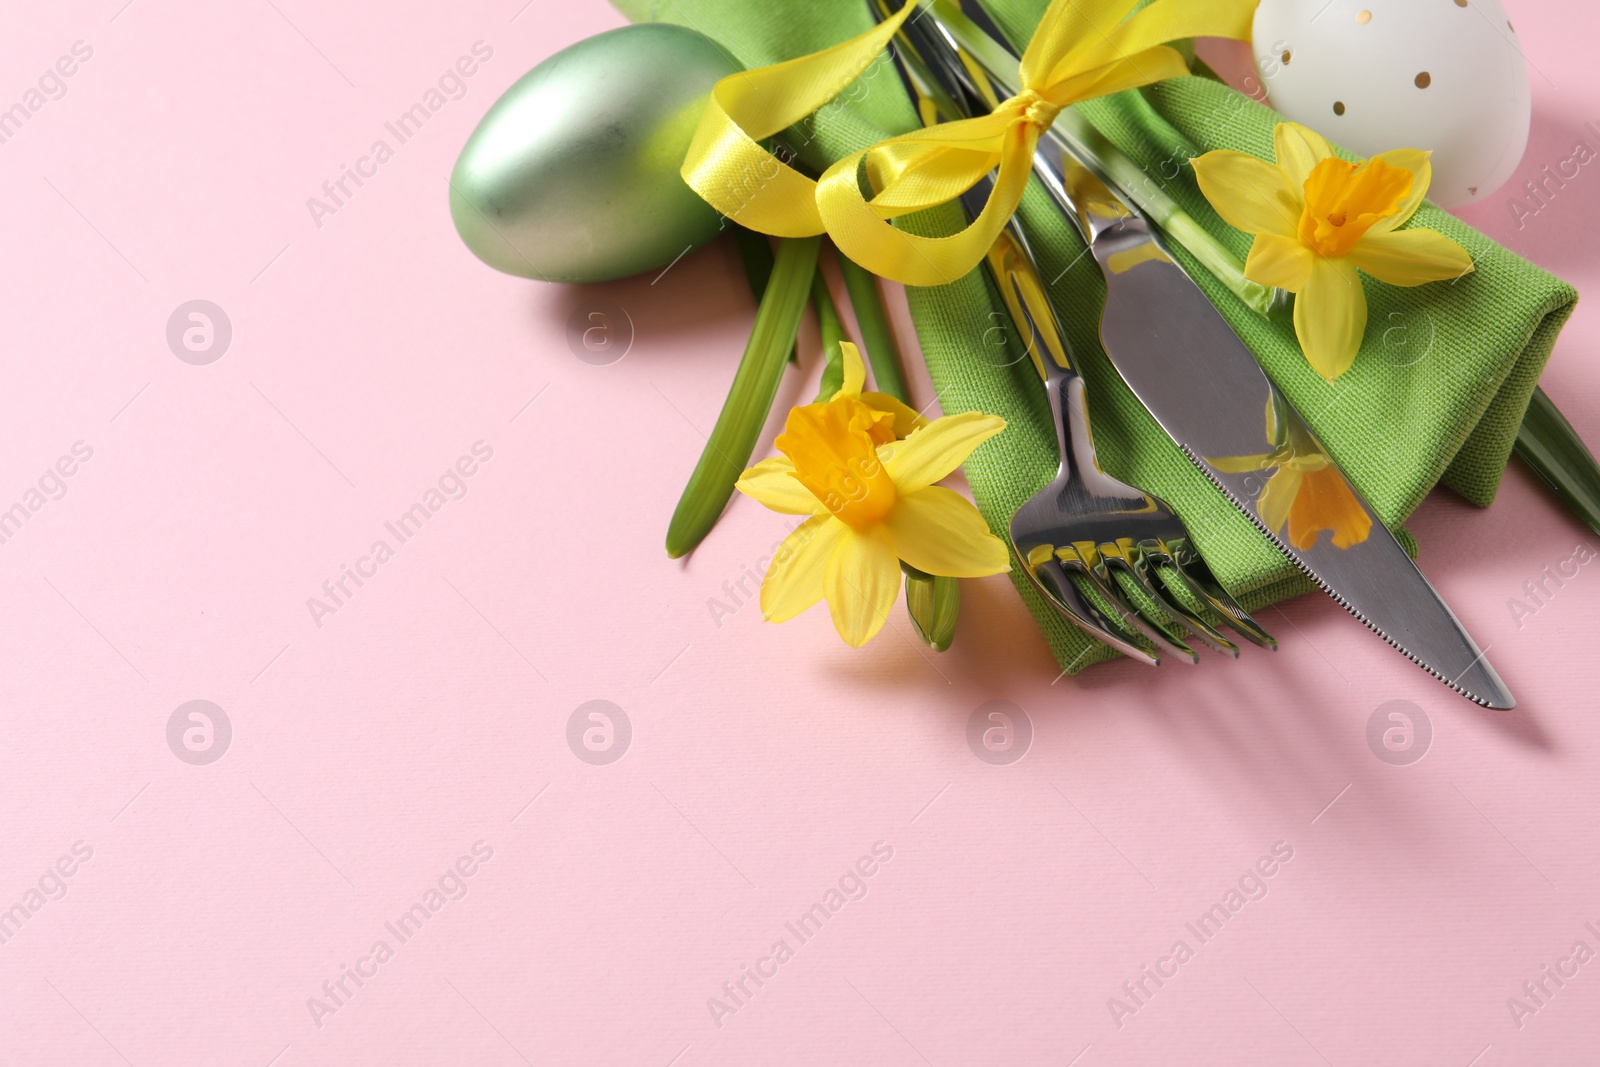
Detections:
[1039, 137, 1134, 243]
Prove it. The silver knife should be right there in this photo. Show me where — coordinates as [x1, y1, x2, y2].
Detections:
[902, 0, 1513, 708]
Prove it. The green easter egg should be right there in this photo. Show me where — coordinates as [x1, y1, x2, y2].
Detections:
[449, 24, 740, 284]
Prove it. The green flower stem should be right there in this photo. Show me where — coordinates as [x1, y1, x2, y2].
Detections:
[665, 235, 822, 558]
[1049, 106, 1283, 320]
[838, 256, 911, 402]
[1516, 385, 1600, 536]
[813, 271, 847, 402]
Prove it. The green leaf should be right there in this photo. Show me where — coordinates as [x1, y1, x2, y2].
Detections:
[732, 224, 775, 302]
[732, 225, 800, 365]
[666, 235, 822, 558]
[1516, 385, 1600, 536]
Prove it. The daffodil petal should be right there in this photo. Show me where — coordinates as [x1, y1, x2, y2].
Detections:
[1366, 149, 1433, 233]
[885, 486, 1011, 578]
[761, 514, 846, 622]
[736, 456, 826, 515]
[1294, 258, 1367, 382]
[1244, 233, 1314, 292]
[831, 341, 866, 401]
[1347, 228, 1473, 287]
[1273, 121, 1335, 189]
[823, 524, 900, 646]
[883, 411, 1006, 493]
[1191, 149, 1302, 238]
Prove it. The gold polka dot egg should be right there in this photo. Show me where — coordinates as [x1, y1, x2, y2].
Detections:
[1253, 0, 1531, 208]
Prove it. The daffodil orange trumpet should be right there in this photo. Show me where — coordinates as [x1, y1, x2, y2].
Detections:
[1211, 396, 1373, 553]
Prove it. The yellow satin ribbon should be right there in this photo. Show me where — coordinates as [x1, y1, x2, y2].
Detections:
[681, 0, 1255, 287]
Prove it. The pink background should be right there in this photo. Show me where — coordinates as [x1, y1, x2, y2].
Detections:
[2, 1, 1597, 1064]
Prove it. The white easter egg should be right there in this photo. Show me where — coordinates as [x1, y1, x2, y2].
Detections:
[1252, 0, 1531, 207]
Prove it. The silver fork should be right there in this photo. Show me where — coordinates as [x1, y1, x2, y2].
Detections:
[878, 0, 1274, 665]
[981, 192, 1275, 664]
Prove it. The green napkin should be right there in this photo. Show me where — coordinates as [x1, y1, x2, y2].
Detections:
[613, 0, 1578, 673]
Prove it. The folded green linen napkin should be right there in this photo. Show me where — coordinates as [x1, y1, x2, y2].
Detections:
[612, 0, 1578, 672]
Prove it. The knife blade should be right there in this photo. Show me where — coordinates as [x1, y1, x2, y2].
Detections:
[899, 0, 1513, 708]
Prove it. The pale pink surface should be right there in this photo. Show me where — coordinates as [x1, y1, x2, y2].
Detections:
[1, 1, 1596, 1064]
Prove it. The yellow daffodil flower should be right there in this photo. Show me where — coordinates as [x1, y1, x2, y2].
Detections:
[736, 343, 1010, 646]
[1212, 395, 1372, 551]
[1192, 122, 1473, 381]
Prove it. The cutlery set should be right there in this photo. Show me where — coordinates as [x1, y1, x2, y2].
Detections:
[872, 0, 1514, 708]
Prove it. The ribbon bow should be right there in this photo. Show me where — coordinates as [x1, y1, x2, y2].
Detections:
[681, 0, 1255, 287]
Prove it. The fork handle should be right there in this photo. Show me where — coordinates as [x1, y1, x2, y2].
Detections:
[1046, 371, 1104, 488]
[968, 213, 1104, 488]
[980, 207, 1075, 381]
[959, 173, 1114, 486]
